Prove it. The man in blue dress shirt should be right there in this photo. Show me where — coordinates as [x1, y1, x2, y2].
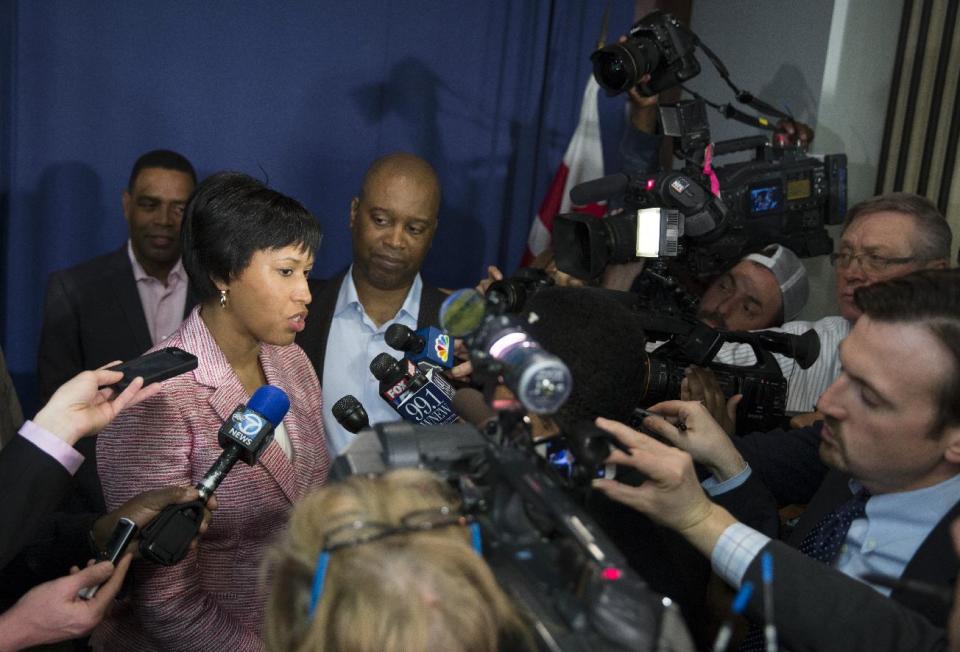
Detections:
[296, 153, 448, 455]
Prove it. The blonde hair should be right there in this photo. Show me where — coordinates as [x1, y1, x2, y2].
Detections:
[263, 470, 534, 652]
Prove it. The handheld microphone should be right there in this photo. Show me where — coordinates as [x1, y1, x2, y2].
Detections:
[451, 387, 497, 430]
[370, 353, 416, 407]
[332, 395, 370, 434]
[138, 385, 289, 565]
[385, 324, 454, 370]
[371, 352, 458, 425]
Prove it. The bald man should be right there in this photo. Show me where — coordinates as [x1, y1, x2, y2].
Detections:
[296, 153, 448, 454]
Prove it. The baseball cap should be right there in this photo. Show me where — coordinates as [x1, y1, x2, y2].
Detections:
[743, 244, 809, 322]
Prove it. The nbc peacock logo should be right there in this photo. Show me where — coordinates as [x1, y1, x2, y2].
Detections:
[433, 334, 450, 363]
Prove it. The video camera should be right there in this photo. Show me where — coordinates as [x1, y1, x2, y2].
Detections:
[631, 304, 820, 434]
[555, 11, 847, 282]
[333, 419, 684, 651]
[438, 273, 572, 415]
[462, 272, 818, 435]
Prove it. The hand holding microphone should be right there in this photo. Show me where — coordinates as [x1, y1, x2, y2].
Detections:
[137, 385, 289, 565]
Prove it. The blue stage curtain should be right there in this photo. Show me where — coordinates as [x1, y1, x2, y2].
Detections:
[0, 1, 637, 411]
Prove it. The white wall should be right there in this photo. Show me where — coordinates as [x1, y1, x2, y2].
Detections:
[688, 0, 904, 320]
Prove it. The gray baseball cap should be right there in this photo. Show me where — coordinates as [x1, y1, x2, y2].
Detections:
[743, 244, 809, 322]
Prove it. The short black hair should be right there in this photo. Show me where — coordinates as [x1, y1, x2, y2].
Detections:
[523, 287, 647, 429]
[180, 172, 322, 302]
[128, 149, 197, 190]
[855, 268, 960, 434]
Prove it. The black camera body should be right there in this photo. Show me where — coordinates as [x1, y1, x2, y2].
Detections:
[333, 421, 679, 651]
[643, 339, 788, 435]
[592, 11, 700, 96]
[554, 104, 848, 280]
[631, 308, 820, 435]
[710, 141, 848, 261]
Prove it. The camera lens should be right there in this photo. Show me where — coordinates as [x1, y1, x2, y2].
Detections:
[591, 47, 635, 93]
[591, 38, 661, 95]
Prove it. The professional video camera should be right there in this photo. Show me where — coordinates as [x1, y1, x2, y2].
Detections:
[333, 416, 687, 651]
[630, 298, 820, 434]
[555, 11, 847, 282]
[461, 272, 818, 434]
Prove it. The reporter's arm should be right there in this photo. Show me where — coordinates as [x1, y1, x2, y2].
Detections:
[740, 541, 947, 652]
[0, 432, 77, 569]
[0, 555, 132, 651]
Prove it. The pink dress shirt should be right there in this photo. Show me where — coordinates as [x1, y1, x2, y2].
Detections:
[127, 241, 189, 345]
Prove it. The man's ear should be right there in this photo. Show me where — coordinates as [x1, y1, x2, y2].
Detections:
[122, 191, 132, 223]
[349, 197, 360, 229]
[942, 425, 960, 465]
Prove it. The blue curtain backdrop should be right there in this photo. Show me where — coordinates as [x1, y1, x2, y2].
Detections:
[0, 1, 637, 412]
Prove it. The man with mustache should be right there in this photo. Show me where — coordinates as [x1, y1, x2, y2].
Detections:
[297, 152, 447, 455]
[594, 268, 960, 648]
[38, 149, 197, 404]
[713, 192, 952, 417]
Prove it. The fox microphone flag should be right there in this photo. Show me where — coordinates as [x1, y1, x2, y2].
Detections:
[522, 76, 606, 266]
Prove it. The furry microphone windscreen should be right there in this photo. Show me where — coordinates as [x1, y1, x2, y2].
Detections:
[522, 287, 648, 428]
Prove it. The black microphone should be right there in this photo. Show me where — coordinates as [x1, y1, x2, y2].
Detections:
[371, 352, 458, 425]
[332, 395, 370, 434]
[370, 352, 416, 408]
[569, 172, 629, 206]
[139, 385, 289, 565]
[385, 323, 454, 369]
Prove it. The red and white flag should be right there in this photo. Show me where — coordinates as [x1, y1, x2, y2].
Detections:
[522, 76, 606, 265]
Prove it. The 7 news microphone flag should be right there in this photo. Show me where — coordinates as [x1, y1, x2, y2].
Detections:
[522, 76, 606, 266]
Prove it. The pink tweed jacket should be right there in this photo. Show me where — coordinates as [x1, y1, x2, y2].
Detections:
[93, 308, 330, 651]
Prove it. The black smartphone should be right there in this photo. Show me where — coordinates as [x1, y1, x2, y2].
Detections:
[78, 517, 138, 599]
[106, 347, 198, 392]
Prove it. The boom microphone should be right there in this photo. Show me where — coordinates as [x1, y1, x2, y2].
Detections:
[139, 385, 289, 565]
[332, 395, 370, 434]
[570, 172, 629, 206]
[385, 324, 454, 369]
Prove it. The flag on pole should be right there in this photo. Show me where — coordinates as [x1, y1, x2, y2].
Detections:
[522, 76, 606, 266]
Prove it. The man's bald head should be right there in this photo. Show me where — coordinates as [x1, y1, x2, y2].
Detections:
[359, 152, 441, 220]
[350, 152, 442, 291]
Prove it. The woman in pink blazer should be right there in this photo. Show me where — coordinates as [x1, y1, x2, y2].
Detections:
[95, 172, 330, 651]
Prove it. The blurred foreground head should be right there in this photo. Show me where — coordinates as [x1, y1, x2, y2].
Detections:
[263, 469, 534, 652]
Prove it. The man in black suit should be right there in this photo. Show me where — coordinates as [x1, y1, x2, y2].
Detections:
[592, 268, 960, 648]
[296, 152, 446, 455]
[37, 149, 197, 405]
[16, 150, 197, 611]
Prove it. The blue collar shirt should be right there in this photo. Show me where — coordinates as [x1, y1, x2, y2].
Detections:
[321, 267, 422, 456]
